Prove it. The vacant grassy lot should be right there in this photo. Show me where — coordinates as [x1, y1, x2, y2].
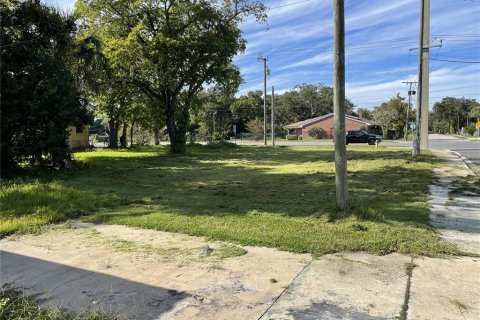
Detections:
[0, 144, 458, 256]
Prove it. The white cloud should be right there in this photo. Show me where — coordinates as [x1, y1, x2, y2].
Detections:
[278, 52, 331, 71]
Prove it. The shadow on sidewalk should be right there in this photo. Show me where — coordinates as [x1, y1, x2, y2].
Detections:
[0, 251, 189, 319]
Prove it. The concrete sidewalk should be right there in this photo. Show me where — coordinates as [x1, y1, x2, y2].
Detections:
[429, 150, 480, 254]
[1, 151, 479, 319]
[2, 225, 479, 319]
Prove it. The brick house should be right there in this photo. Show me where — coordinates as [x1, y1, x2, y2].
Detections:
[284, 113, 382, 140]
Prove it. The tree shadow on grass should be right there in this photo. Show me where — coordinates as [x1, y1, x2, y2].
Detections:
[40, 145, 439, 228]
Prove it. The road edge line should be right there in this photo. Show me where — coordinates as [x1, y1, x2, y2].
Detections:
[450, 150, 479, 177]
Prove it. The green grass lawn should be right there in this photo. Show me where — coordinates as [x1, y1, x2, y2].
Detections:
[0, 144, 459, 256]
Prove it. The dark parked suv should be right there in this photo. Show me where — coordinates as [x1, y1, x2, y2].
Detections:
[346, 130, 382, 145]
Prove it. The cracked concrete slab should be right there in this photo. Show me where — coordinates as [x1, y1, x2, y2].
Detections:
[408, 256, 480, 320]
[259, 253, 411, 320]
[0, 223, 311, 319]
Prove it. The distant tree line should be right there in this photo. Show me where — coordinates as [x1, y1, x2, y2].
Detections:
[368, 95, 479, 139]
[430, 97, 480, 135]
[192, 83, 356, 140]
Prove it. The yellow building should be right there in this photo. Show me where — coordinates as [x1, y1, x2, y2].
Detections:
[67, 125, 89, 150]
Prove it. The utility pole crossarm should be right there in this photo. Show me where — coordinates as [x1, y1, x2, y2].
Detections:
[409, 39, 442, 51]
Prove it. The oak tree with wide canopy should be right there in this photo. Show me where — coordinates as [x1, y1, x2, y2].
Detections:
[75, 0, 265, 153]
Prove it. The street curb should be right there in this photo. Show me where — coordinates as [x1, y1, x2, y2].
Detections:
[450, 150, 479, 177]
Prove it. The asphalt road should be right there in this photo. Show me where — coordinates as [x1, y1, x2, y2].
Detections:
[238, 134, 480, 168]
[385, 134, 480, 168]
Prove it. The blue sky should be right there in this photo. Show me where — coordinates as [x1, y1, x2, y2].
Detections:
[46, 0, 480, 110]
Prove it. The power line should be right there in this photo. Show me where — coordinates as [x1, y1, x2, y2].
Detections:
[431, 33, 480, 37]
[433, 54, 480, 60]
[429, 93, 480, 98]
[269, 0, 313, 10]
[430, 85, 480, 93]
[242, 35, 478, 58]
[430, 58, 480, 63]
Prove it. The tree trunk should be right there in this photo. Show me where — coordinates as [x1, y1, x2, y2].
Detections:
[130, 121, 135, 147]
[0, 134, 14, 178]
[165, 97, 188, 154]
[120, 122, 127, 148]
[108, 118, 119, 148]
[154, 127, 160, 145]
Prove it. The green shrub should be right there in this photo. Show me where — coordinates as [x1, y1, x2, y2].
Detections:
[465, 123, 476, 136]
[286, 134, 299, 140]
[308, 127, 327, 139]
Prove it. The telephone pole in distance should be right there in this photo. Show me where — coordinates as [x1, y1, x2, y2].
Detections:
[271, 86, 275, 146]
[402, 81, 417, 141]
[258, 55, 268, 146]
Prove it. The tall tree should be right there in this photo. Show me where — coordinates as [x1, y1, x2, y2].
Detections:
[1, 0, 90, 176]
[355, 108, 373, 120]
[470, 104, 480, 121]
[431, 97, 479, 133]
[230, 90, 264, 132]
[276, 83, 354, 126]
[191, 88, 236, 140]
[372, 94, 409, 138]
[75, 0, 265, 153]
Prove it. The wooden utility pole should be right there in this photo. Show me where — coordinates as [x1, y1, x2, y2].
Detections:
[420, 0, 430, 151]
[333, 0, 348, 210]
[413, 0, 425, 157]
[271, 86, 275, 146]
[258, 55, 268, 146]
